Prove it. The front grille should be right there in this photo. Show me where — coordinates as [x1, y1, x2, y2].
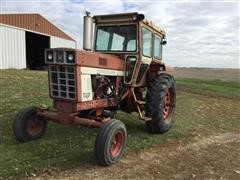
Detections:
[49, 65, 76, 100]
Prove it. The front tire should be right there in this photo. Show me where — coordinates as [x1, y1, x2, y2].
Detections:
[13, 107, 47, 142]
[145, 73, 176, 133]
[95, 119, 127, 166]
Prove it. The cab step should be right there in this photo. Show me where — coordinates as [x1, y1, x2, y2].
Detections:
[136, 100, 146, 105]
[140, 116, 152, 121]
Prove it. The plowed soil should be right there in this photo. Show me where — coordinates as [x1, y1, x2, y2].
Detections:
[173, 68, 239, 81]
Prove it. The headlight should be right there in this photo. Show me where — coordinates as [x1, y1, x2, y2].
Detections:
[67, 52, 75, 63]
[68, 54, 74, 61]
[132, 15, 137, 21]
[47, 52, 53, 60]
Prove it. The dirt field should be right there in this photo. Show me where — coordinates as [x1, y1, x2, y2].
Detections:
[32, 92, 240, 180]
[32, 132, 240, 180]
[173, 68, 239, 81]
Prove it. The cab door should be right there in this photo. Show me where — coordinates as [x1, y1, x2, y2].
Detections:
[136, 26, 164, 85]
[135, 26, 153, 85]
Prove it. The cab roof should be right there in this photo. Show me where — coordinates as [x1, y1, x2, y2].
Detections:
[93, 12, 166, 37]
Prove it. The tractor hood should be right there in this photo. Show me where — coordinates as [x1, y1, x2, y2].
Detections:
[75, 50, 124, 71]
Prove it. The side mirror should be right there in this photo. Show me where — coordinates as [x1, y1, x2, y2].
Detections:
[161, 40, 167, 45]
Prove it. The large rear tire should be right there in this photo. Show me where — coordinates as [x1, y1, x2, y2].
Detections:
[13, 107, 47, 142]
[145, 73, 176, 133]
[95, 119, 127, 166]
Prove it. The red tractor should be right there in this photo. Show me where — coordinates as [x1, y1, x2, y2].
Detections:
[13, 12, 176, 166]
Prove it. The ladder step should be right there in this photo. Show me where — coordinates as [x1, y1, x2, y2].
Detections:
[136, 100, 146, 105]
[140, 116, 152, 121]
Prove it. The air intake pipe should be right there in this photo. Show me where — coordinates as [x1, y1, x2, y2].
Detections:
[83, 12, 93, 51]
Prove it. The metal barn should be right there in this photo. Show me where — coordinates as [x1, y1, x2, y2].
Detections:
[0, 13, 76, 69]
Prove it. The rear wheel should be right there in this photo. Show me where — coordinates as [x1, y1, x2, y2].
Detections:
[145, 73, 176, 133]
[95, 119, 127, 166]
[13, 107, 47, 142]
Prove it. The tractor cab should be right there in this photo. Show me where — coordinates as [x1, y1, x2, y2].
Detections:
[84, 12, 167, 86]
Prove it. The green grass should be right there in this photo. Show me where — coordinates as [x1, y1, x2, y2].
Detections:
[0, 70, 239, 179]
[177, 78, 240, 98]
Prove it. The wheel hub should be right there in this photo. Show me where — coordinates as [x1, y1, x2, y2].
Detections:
[163, 89, 171, 120]
[27, 115, 43, 136]
[111, 131, 124, 157]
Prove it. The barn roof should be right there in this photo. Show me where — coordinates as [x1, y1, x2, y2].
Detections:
[0, 13, 75, 41]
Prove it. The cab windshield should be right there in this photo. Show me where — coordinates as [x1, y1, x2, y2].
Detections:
[95, 25, 137, 52]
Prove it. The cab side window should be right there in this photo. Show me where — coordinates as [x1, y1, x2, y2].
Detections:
[142, 27, 152, 57]
[154, 34, 162, 59]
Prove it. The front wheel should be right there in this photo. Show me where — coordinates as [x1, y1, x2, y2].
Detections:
[13, 107, 47, 142]
[94, 119, 127, 166]
[145, 73, 176, 133]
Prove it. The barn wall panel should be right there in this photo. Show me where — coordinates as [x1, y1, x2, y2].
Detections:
[0, 25, 26, 69]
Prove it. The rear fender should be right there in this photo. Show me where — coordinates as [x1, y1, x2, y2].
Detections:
[148, 63, 175, 80]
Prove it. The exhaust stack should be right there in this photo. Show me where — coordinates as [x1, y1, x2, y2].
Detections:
[83, 12, 93, 51]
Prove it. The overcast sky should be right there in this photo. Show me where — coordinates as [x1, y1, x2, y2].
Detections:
[1, 0, 239, 68]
